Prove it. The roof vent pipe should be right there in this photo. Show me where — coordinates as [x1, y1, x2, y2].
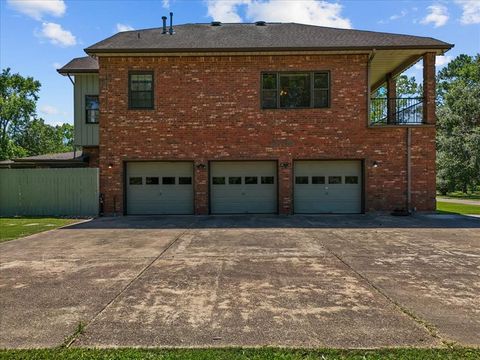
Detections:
[211, 21, 221, 26]
[162, 16, 167, 34]
[169, 12, 174, 35]
[255, 21, 266, 26]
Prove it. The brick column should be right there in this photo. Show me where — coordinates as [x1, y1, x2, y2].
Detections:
[386, 73, 397, 124]
[278, 159, 292, 215]
[194, 159, 208, 215]
[423, 52, 436, 125]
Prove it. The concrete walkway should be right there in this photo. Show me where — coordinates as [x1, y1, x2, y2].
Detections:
[1, 214, 479, 349]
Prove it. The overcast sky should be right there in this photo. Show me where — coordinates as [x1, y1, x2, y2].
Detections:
[1, 0, 479, 126]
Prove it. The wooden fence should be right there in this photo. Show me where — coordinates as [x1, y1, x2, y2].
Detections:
[0, 168, 99, 216]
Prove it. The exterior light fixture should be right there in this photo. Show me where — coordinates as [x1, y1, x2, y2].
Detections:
[280, 162, 290, 169]
[196, 163, 206, 170]
[108, 163, 113, 169]
[372, 161, 379, 168]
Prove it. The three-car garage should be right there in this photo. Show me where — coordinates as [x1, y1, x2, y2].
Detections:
[125, 160, 363, 215]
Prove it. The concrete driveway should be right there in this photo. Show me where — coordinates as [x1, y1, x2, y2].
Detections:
[1, 214, 479, 349]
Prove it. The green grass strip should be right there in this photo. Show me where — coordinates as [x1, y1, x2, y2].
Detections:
[0, 217, 79, 243]
[436, 201, 480, 215]
[1, 348, 480, 360]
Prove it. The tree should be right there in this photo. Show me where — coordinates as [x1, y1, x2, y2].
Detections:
[436, 54, 480, 194]
[0, 68, 41, 160]
[437, 54, 480, 102]
[373, 74, 422, 98]
[14, 119, 74, 156]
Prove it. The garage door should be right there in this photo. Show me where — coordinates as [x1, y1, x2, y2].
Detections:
[210, 161, 277, 214]
[126, 162, 193, 215]
[294, 160, 362, 214]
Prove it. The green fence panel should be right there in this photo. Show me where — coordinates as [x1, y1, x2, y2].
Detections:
[0, 168, 99, 217]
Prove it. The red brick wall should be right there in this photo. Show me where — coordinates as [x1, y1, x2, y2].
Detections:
[97, 54, 436, 215]
[82, 146, 99, 168]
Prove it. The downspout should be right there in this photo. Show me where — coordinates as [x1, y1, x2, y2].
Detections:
[367, 49, 376, 126]
[407, 127, 412, 213]
[366, 49, 376, 213]
[67, 73, 75, 86]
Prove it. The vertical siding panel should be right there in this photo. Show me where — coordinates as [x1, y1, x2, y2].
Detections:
[74, 74, 99, 146]
[0, 169, 99, 216]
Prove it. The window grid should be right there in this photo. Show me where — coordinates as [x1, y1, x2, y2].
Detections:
[129, 72, 154, 109]
[261, 71, 330, 109]
[85, 95, 99, 124]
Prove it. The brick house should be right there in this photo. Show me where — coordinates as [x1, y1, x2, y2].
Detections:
[58, 22, 453, 215]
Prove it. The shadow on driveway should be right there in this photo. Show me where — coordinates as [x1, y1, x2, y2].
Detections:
[65, 213, 480, 230]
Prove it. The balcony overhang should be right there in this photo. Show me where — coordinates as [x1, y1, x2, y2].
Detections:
[370, 48, 451, 92]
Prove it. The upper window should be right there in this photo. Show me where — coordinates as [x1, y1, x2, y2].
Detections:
[85, 95, 99, 124]
[261, 72, 330, 109]
[129, 72, 154, 109]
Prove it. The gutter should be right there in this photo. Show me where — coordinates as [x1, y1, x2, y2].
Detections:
[84, 44, 454, 55]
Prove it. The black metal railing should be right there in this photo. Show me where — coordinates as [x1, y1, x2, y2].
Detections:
[370, 97, 424, 125]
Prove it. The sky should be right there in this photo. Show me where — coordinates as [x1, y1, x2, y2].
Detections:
[1, 0, 479, 126]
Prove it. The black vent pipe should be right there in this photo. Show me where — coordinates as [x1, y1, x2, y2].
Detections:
[169, 12, 173, 35]
[162, 16, 167, 34]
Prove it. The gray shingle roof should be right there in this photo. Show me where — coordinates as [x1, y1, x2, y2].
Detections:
[85, 22, 453, 54]
[14, 152, 84, 162]
[57, 56, 98, 74]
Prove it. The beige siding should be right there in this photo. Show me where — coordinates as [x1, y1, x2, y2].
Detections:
[0, 168, 99, 216]
[74, 74, 99, 146]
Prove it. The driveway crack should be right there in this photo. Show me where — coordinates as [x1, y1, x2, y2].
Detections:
[302, 224, 447, 346]
[64, 225, 194, 347]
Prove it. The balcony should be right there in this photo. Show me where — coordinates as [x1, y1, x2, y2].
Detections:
[370, 97, 424, 125]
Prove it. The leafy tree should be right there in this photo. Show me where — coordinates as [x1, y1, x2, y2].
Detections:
[373, 74, 422, 98]
[437, 54, 480, 102]
[436, 54, 480, 194]
[0, 68, 41, 160]
[14, 119, 74, 156]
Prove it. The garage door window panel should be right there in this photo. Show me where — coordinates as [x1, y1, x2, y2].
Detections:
[345, 176, 359, 184]
[295, 176, 309, 184]
[179, 177, 192, 185]
[213, 177, 226, 185]
[229, 177, 242, 185]
[328, 176, 342, 184]
[261, 176, 274, 184]
[312, 176, 325, 184]
[129, 177, 143, 185]
[162, 177, 176, 185]
[146, 177, 159, 185]
[245, 177, 258, 184]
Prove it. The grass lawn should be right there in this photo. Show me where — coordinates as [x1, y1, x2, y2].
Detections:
[436, 201, 480, 215]
[0, 217, 80, 243]
[1, 348, 479, 360]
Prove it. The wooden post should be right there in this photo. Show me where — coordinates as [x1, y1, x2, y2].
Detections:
[386, 73, 397, 124]
[423, 52, 436, 125]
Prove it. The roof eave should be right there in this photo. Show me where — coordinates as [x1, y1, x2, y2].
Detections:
[57, 69, 99, 75]
[85, 43, 454, 55]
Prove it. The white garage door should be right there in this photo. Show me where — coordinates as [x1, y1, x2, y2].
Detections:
[210, 161, 277, 214]
[126, 162, 194, 215]
[294, 160, 362, 214]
